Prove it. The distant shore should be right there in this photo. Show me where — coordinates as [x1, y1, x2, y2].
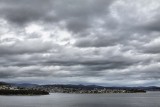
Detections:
[0, 89, 146, 95]
[3, 81, 160, 95]
[0, 89, 49, 96]
[48, 89, 146, 94]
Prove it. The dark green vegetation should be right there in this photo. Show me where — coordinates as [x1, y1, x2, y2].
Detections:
[0, 89, 49, 95]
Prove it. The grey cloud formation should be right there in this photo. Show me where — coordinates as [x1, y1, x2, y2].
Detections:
[0, 0, 52, 25]
[0, 39, 53, 55]
[0, 0, 160, 86]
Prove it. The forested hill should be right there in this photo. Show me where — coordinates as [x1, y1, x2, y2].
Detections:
[0, 82, 10, 86]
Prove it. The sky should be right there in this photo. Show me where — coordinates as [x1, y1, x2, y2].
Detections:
[0, 0, 160, 86]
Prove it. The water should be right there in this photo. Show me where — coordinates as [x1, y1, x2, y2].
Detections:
[0, 92, 160, 107]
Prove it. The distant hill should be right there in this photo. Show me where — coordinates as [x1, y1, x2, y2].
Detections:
[0, 82, 10, 86]
[41, 84, 160, 91]
[0, 82, 38, 88]
[1, 81, 160, 91]
[41, 84, 105, 90]
[12, 83, 39, 88]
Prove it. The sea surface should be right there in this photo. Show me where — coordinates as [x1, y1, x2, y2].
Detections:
[0, 92, 160, 107]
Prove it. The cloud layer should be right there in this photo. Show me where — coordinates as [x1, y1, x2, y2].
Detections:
[0, 0, 160, 86]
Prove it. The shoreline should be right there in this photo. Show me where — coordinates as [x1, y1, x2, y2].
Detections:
[0, 89, 49, 96]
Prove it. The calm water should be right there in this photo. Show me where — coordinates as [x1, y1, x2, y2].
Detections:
[0, 92, 160, 107]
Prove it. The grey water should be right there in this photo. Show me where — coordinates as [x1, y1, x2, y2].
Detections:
[0, 92, 160, 107]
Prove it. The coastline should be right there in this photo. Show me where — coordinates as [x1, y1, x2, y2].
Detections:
[0, 89, 49, 96]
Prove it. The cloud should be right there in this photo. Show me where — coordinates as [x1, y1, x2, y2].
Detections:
[0, 39, 53, 55]
[0, 0, 52, 25]
[0, 0, 160, 86]
[142, 37, 160, 53]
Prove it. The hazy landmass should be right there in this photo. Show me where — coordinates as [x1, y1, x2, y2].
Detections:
[2, 81, 160, 95]
[0, 82, 49, 95]
[3, 82, 160, 95]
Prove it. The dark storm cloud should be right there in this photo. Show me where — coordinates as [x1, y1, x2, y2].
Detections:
[0, 0, 160, 86]
[142, 21, 160, 31]
[0, 0, 52, 25]
[53, 0, 115, 33]
[0, 0, 114, 30]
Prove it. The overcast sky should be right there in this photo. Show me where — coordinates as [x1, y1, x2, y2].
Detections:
[0, 0, 160, 86]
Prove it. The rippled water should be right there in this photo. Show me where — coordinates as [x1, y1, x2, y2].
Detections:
[0, 92, 160, 107]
